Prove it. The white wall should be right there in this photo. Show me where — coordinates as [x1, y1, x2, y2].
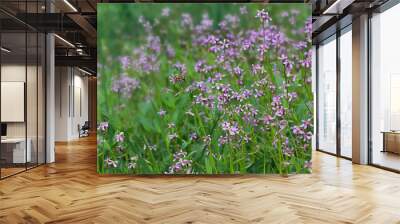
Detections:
[55, 67, 89, 141]
[72, 73, 89, 138]
[1, 65, 26, 141]
[1, 65, 38, 137]
[55, 66, 69, 141]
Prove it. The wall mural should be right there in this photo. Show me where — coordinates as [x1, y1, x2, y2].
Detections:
[97, 3, 313, 175]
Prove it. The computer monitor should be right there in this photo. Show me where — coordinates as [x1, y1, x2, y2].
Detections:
[1, 123, 7, 137]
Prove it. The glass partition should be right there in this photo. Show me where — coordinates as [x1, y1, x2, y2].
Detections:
[317, 35, 337, 154]
[38, 32, 45, 165]
[27, 30, 38, 169]
[0, 1, 46, 179]
[1, 30, 28, 177]
[339, 27, 352, 158]
[371, 3, 400, 171]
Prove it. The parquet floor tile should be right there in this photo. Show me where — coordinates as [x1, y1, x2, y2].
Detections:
[1, 135, 399, 223]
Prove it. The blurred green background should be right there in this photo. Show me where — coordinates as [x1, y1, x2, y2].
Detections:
[98, 3, 310, 59]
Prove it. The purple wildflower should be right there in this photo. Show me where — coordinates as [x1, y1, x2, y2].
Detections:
[304, 160, 312, 169]
[168, 133, 178, 141]
[119, 56, 130, 69]
[294, 41, 307, 49]
[279, 120, 288, 130]
[233, 66, 243, 76]
[195, 81, 208, 92]
[272, 95, 281, 107]
[138, 16, 152, 33]
[127, 156, 138, 169]
[167, 150, 192, 174]
[181, 13, 193, 29]
[228, 124, 240, 136]
[161, 7, 170, 17]
[304, 17, 312, 40]
[218, 135, 229, 146]
[221, 121, 240, 136]
[283, 147, 294, 157]
[301, 58, 312, 68]
[219, 39, 230, 50]
[158, 108, 166, 116]
[221, 121, 230, 131]
[292, 126, 304, 135]
[240, 6, 248, 15]
[174, 62, 187, 75]
[131, 48, 159, 74]
[115, 132, 125, 143]
[98, 122, 109, 131]
[304, 132, 313, 141]
[241, 39, 251, 51]
[262, 115, 273, 125]
[254, 89, 264, 98]
[111, 75, 140, 98]
[166, 44, 176, 58]
[279, 54, 293, 74]
[190, 132, 198, 141]
[300, 119, 312, 130]
[300, 49, 312, 68]
[195, 14, 213, 32]
[256, 9, 271, 24]
[288, 92, 298, 102]
[147, 35, 161, 53]
[169, 74, 185, 84]
[292, 121, 313, 142]
[195, 60, 206, 73]
[275, 107, 285, 117]
[219, 20, 227, 30]
[105, 158, 118, 168]
[203, 135, 211, 145]
[252, 64, 262, 75]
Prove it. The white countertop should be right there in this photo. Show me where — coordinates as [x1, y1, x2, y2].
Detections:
[1, 138, 30, 143]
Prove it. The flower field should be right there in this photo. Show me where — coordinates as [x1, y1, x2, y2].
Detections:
[97, 3, 313, 174]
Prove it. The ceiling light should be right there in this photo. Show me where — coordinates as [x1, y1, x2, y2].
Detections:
[323, 0, 354, 15]
[78, 67, 93, 76]
[54, 34, 75, 48]
[1, 47, 11, 53]
[63, 0, 78, 12]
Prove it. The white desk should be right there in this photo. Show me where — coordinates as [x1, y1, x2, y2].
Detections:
[1, 138, 31, 163]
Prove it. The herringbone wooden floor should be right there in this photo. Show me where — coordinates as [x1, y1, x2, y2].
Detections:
[1, 135, 400, 224]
